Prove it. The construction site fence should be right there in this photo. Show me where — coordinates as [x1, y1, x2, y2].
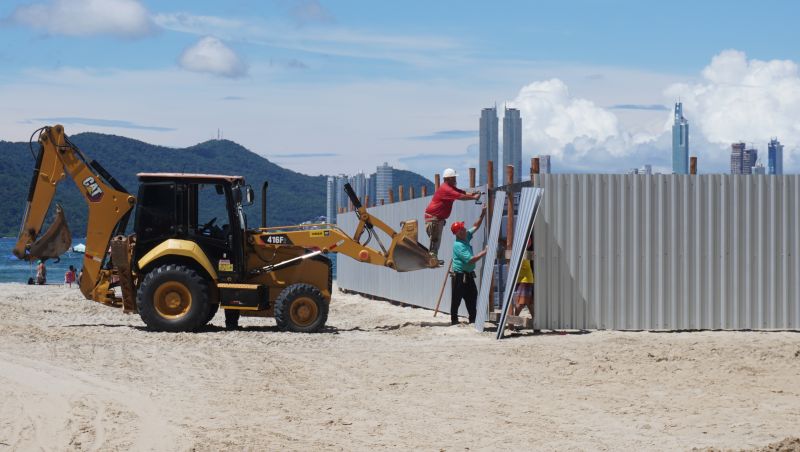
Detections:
[337, 174, 800, 331]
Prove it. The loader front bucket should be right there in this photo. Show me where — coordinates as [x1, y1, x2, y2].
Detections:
[390, 236, 438, 272]
[28, 204, 72, 261]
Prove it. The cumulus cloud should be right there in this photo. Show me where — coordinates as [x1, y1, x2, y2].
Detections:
[665, 50, 800, 167]
[178, 36, 247, 78]
[507, 79, 655, 163]
[10, 0, 154, 38]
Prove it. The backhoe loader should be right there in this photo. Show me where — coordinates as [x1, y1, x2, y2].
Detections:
[14, 125, 438, 332]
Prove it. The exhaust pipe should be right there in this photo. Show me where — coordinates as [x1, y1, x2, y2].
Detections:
[261, 181, 269, 228]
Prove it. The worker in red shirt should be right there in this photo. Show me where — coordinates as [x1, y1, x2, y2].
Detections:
[425, 168, 481, 261]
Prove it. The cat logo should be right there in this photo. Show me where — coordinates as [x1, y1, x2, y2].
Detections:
[82, 176, 104, 202]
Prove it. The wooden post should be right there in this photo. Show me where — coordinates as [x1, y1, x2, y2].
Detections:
[469, 167, 476, 188]
[381, 199, 385, 206]
[434, 174, 440, 190]
[505, 165, 515, 252]
[398, 185, 404, 202]
[421, 185, 428, 197]
[487, 160, 495, 313]
[532, 157, 540, 187]
[690, 156, 697, 175]
[505, 165, 515, 326]
[388, 189, 394, 204]
[409, 186, 415, 200]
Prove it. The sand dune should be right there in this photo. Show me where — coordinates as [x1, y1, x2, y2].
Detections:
[0, 283, 798, 451]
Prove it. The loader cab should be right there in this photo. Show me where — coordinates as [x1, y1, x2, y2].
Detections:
[133, 173, 253, 281]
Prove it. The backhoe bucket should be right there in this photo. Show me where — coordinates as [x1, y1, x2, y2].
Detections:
[390, 236, 437, 272]
[28, 204, 72, 261]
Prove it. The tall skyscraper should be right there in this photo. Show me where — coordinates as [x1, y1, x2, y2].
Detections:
[366, 174, 376, 207]
[537, 155, 552, 174]
[768, 138, 784, 175]
[335, 174, 348, 211]
[503, 107, 522, 182]
[376, 162, 393, 205]
[326, 176, 336, 223]
[672, 102, 689, 174]
[731, 142, 758, 174]
[350, 172, 367, 201]
[479, 106, 498, 185]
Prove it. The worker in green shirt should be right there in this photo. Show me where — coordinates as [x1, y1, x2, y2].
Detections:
[449, 206, 487, 325]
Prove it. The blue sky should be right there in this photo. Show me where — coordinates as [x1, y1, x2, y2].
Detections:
[1, 0, 799, 177]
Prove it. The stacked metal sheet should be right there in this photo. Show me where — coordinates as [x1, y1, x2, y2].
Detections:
[496, 187, 544, 339]
[473, 191, 507, 332]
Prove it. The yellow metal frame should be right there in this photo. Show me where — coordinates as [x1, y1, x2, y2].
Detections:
[137, 239, 219, 281]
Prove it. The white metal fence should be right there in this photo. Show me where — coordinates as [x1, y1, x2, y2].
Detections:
[534, 174, 800, 330]
[337, 175, 800, 331]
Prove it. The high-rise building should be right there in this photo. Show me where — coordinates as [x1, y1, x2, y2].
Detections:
[326, 176, 336, 223]
[768, 138, 784, 175]
[335, 174, 348, 211]
[366, 175, 376, 207]
[753, 162, 766, 175]
[350, 172, 367, 201]
[538, 155, 552, 174]
[376, 162, 393, 205]
[731, 142, 758, 174]
[672, 102, 689, 174]
[479, 106, 498, 185]
[503, 107, 522, 182]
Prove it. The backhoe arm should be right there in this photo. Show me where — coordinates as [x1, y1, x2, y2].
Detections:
[257, 183, 437, 272]
[14, 125, 136, 302]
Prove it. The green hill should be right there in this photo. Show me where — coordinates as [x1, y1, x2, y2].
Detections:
[0, 132, 434, 236]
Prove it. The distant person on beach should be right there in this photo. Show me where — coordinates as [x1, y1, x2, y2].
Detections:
[64, 265, 77, 288]
[36, 260, 46, 285]
[449, 205, 487, 325]
[424, 168, 481, 262]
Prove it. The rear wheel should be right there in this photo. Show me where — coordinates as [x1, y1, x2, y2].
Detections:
[137, 264, 210, 332]
[275, 283, 328, 333]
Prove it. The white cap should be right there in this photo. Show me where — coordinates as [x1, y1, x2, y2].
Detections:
[443, 168, 458, 178]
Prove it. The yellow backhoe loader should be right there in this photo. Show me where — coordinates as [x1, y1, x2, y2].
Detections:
[14, 125, 438, 332]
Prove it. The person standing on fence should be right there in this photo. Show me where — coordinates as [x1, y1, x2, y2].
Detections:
[449, 206, 487, 325]
[424, 168, 481, 262]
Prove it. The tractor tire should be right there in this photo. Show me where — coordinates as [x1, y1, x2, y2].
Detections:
[274, 283, 328, 333]
[137, 264, 211, 332]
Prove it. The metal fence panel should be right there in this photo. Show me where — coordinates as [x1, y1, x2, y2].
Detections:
[473, 191, 506, 331]
[336, 191, 485, 314]
[533, 174, 800, 330]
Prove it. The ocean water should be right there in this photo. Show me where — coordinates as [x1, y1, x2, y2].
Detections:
[0, 237, 86, 284]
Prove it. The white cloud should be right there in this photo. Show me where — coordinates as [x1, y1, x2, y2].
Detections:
[178, 36, 247, 78]
[10, 0, 154, 38]
[665, 50, 800, 167]
[506, 78, 657, 166]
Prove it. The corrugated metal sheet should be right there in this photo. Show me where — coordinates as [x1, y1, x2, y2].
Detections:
[534, 174, 800, 330]
[336, 192, 485, 314]
[474, 190, 506, 331]
[495, 188, 543, 338]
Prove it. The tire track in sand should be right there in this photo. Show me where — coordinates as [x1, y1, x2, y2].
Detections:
[0, 351, 178, 451]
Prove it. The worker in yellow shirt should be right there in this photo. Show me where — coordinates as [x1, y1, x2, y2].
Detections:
[513, 239, 534, 322]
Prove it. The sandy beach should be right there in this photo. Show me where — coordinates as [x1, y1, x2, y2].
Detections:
[0, 282, 798, 451]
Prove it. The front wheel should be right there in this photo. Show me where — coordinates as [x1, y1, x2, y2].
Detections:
[275, 283, 328, 333]
[137, 264, 210, 332]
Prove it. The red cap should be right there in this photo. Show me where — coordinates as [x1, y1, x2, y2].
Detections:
[450, 221, 465, 234]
